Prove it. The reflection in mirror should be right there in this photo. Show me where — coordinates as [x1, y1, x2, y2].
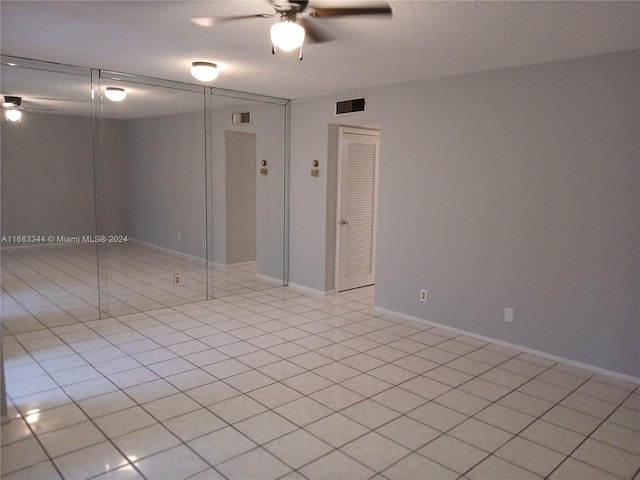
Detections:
[0, 57, 290, 428]
[99, 78, 208, 313]
[0, 59, 101, 333]
[98, 79, 289, 307]
[1, 56, 290, 331]
[209, 94, 287, 298]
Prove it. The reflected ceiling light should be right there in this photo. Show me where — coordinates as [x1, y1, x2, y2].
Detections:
[270, 20, 305, 52]
[5, 108, 22, 122]
[25, 409, 40, 423]
[191, 61, 219, 82]
[105, 87, 126, 102]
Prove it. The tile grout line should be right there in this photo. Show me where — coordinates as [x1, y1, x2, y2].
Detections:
[544, 386, 639, 480]
[6, 335, 148, 479]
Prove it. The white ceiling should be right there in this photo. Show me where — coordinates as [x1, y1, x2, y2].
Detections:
[1, 1, 639, 106]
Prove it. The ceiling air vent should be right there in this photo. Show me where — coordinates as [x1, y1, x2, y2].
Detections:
[232, 112, 252, 125]
[336, 97, 365, 115]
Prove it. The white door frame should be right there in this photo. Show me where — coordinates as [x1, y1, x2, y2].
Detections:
[335, 126, 381, 292]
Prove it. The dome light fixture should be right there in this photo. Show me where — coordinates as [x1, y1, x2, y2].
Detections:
[105, 87, 126, 102]
[270, 20, 305, 52]
[6, 108, 22, 122]
[191, 62, 219, 82]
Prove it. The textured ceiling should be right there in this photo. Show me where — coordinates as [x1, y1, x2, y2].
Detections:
[1, 1, 639, 109]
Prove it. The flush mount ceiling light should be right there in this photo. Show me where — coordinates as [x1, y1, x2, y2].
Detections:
[5, 108, 22, 122]
[191, 62, 219, 82]
[270, 19, 305, 52]
[105, 87, 126, 102]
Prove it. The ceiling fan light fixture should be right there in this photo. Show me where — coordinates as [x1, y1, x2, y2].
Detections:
[105, 87, 126, 102]
[271, 20, 305, 52]
[191, 62, 219, 82]
[6, 108, 22, 122]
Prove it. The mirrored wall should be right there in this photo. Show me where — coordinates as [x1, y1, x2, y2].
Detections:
[208, 89, 289, 299]
[0, 55, 289, 330]
[97, 72, 209, 315]
[1, 59, 99, 331]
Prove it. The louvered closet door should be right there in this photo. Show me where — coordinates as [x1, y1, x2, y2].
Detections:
[336, 130, 380, 292]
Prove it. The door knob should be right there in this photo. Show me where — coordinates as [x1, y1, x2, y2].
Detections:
[341, 219, 349, 225]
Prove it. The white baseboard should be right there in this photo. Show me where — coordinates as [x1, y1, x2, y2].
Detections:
[255, 273, 286, 286]
[128, 238, 206, 265]
[287, 282, 333, 296]
[374, 306, 640, 385]
[211, 262, 247, 269]
[224, 260, 257, 268]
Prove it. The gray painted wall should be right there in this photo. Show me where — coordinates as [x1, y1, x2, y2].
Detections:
[290, 50, 640, 377]
[1, 112, 142, 245]
[2, 112, 94, 242]
[253, 104, 286, 282]
[102, 119, 128, 236]
[122, 111, 207, 259]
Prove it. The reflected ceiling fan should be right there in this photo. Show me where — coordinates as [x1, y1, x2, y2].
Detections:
[198, 0, 392, 60]
[2, 96, 54, 122]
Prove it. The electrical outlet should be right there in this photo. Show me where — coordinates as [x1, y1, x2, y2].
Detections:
[420, 289, 427, 302]
[140, 225, 144, 233]
[173, 274, 180, 285]
[504, 307, 514, 323]
[177, 233, 181, 242]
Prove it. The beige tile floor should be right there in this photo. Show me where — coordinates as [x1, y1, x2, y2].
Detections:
[1, 245, 639, 479]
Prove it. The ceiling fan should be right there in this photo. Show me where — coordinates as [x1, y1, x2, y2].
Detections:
[2, 95, 54, 122]
[199, 0, 392, 60]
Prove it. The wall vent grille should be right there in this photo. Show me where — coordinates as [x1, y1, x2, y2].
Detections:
[336, 98, 366, 115]
[232, 112, 252, 125]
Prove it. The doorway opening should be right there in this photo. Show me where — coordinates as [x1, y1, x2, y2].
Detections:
[225, 131, 257, 265]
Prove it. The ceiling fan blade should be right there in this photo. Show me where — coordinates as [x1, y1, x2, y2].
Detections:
[311, 2, 391, 18]
[212, 13, 274, 23]
[299, 17, 335, 43]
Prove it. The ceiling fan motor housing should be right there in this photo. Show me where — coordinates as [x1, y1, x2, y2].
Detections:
[3, 96, 22, 107]
[271, 1, 309, 13]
